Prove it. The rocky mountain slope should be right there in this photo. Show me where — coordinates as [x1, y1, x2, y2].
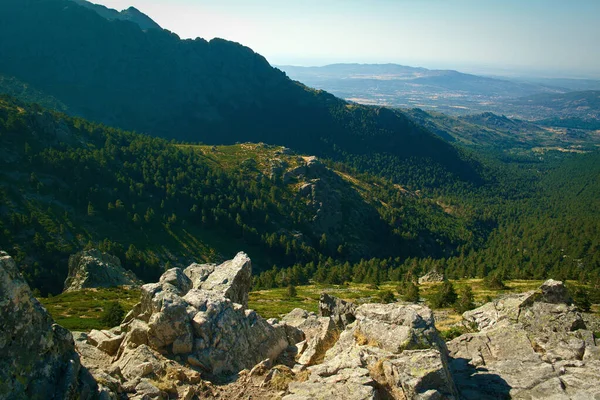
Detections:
[3, 249, 599, 399]
[0, 0, 483, 193]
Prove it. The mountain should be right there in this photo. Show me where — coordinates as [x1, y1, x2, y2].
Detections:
[0, 0, 479, 190]
[0, 96, 474, 295]
[278, 63, 565, 115]
[507, 90, 600, 121]
[69, 0, 162, 30]
[404, 108, 600, 151]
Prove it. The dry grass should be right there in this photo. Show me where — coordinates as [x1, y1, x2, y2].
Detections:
[311, 329, 341, 366]
[353, 328, 379, 347]
[266, 366, 295, 391]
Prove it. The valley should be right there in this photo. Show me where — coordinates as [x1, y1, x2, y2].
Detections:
[0, 0, 599, 399]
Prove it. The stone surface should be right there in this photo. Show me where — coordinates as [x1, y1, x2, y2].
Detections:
[319, 293, 357, 328]
[418, 270, 445, 284]
[0, 251, 99, 399]
[87, 329, 125, 356]
[286, 300, 458, 400]
[64, 248, 142, 292]
[190, 252, 252, 308]
[448, 279, 600, 400]
[76, 252, 303, 398]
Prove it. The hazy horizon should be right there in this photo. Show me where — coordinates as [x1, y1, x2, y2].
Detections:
[89, 0, 600, 79]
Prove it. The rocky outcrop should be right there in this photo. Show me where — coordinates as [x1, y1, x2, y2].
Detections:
[319, 292, 357, 328]
[448, 280, 600, 399]
[64, 248, 142, 292]
[286, 302, 458, 400]
[0, 251, 99, 399]
[77, 252, 303, 398]
[184, 252, 252, 308]
[418, 270, 445, 284]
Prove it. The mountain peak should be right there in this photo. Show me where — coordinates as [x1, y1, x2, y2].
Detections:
[69, 0, 162, 31]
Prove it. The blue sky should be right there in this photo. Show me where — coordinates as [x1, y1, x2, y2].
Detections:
[92, 0, 600, 78]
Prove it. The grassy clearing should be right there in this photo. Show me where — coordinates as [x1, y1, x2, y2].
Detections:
[40, 279, 596, 337]
[249, 279, 545, 320]
[39, 287, 140, 331]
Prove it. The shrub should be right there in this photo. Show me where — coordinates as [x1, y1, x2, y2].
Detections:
[484, 275, 506, 290]
[572, 287, 591, 312]
[454, 285, 475, 313]
[430, 281, 458, 309]
[285, 284, 297, 299]
[101, 301, 125, 327]
[399, 281, 420, 303]
[440, 325, 469, 341]
[378, 290, 396, 304]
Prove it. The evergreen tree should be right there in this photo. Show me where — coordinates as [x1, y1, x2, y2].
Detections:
[430, 281, 458, 309]
[454, 285, 475, 313]
[101, 302, 125, 327]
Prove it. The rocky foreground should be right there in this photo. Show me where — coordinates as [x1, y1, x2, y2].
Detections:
[1, 251, 600, 399]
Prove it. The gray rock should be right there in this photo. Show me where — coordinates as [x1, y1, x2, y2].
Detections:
[196, 252, 252, 308]
[289, 300, 457, 400]
[319, 293, 357, 328]
[86, 329, 125, 356]
[183, 262, 216, 288]
[539, 279, 573, 304]
[448, 279, 600, 400]
[418, 270, 445, 284]
[0, 251, 99, 399]
[133, 379, 165, 399]
[64, 248, 142, 292]
[81, 252, 301, 378]
[297, 317, 337, 366]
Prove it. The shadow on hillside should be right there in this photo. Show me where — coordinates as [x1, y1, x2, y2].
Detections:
[449, 357, 512, 400]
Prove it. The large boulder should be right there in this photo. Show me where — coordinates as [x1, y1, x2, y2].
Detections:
[78, 251, 303, 398]
[448, 279, 600, 399]
[184, 252, 252, 308]
[286, 300, 458, 400]
[64, 248, 142, 292]
[0, 251, 99, 399]
[319, 293, 357, 328]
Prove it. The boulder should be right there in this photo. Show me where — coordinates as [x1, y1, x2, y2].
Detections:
[538, 278, 574, 304]
[0, 251, 99, 399]
[86, 329, 125, 356]
[418, 270, 445, 284]
[64, 248, 142, 292]
[191, 252, 252, 308]
[286, 300, 458, 400]
[319, 293, 357, 328]
[448, 279, 600, 399]
[79, 251, 303, 387]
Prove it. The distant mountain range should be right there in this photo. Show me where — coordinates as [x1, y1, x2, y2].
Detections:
[278, 64, 600, 122]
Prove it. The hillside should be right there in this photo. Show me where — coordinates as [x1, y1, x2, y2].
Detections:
[0, 97, 474, 295]
[404, 108, 600, 152]
[68, 0, 162, 30]
[0, 0, 479, 190]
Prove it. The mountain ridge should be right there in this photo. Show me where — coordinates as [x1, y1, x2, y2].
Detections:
[0, 0, 481, 188]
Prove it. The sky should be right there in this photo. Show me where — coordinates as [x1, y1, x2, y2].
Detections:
[91, 0, 600, 78]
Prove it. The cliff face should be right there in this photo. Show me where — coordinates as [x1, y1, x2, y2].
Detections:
[0, 251, 98, 399]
